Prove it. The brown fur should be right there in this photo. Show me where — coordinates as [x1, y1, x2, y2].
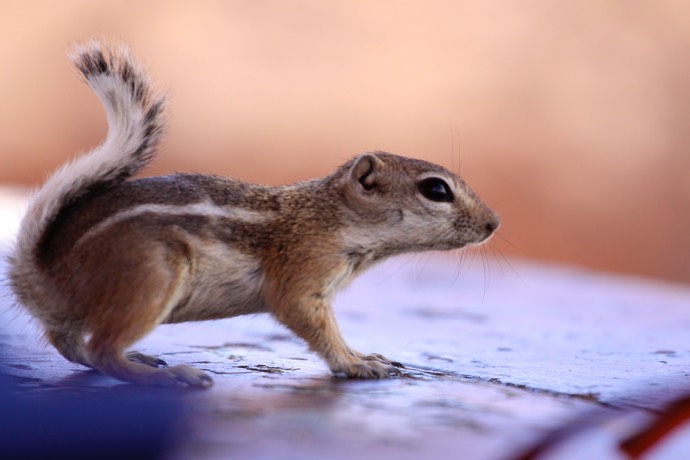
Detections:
[9, 42, 500, 387]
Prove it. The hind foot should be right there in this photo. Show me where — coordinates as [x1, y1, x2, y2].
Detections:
[91, 353, 214, 388]
[125, 353, 212, 387]
[164, 364, 214, 388]
[122, 364, 213, 388]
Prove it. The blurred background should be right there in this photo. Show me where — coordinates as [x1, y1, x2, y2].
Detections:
[0, 1, 688, 283]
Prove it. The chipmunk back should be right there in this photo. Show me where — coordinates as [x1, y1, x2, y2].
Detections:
[8, 42, 499, 387]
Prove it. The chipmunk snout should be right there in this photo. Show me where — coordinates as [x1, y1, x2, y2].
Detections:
[475, 211, 500, 243]
[485, 214, 500, 235]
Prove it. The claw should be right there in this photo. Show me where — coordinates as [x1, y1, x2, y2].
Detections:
[126, 351, 168, 368]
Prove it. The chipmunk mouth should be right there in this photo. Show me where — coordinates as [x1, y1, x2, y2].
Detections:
[470, 235, 492, 246]
[446, 230, 492, 249]
[457, 225, 499, 247]
[470, 227, 498, 245]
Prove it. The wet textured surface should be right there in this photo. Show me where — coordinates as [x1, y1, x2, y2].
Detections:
[2, 251, 690, 459]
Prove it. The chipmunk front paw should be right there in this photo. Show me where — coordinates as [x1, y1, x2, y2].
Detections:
[333, 353, 404, 379]
[358, 353, 405, 369]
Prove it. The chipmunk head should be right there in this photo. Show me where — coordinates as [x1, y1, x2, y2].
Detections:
[338, 151, 500, 258]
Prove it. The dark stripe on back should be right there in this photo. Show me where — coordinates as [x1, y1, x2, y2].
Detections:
[36, 174, 281, 266]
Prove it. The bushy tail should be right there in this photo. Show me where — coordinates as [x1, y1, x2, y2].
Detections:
[12, 41, 166, 267]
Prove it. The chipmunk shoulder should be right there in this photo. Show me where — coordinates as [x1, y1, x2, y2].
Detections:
[9, 41, 499, 388]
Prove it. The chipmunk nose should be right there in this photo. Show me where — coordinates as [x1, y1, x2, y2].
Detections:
[485, 216, 500, 234]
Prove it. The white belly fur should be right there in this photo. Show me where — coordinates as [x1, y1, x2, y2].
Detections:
[164, 241, 266, 323]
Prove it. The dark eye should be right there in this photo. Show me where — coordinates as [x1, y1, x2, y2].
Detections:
[417, 177, 454, 203]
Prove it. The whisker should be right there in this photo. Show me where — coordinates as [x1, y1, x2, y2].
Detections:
[492, 242, 529, 290]
[457, 247, 467, 272]
[411, 251, 434, 283]
[488, 243, 507, 277]
[451, 248, 467, 286]
[447, 115, 462, 175]
[468, 246, 477, 273]
[495, 232, 515, 248]
[381, 254, 415, 285]
[480, 246, 490, 304]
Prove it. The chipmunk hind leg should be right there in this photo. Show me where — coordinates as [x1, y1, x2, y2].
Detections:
[45, 326, 91, 368]
[80, 240, 212, 388]
[46, 320, 168, 370]
[43, 308, 166, 370]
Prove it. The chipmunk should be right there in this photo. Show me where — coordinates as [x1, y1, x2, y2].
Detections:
[8, 41, 499, 388]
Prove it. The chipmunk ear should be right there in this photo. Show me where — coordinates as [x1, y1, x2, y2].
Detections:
[349, 153, 382, 192]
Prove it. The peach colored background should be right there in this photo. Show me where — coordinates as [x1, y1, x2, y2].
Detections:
[1, 1, 689, 283]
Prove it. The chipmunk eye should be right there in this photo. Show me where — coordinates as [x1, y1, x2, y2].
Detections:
[417, 177, 454, 203]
